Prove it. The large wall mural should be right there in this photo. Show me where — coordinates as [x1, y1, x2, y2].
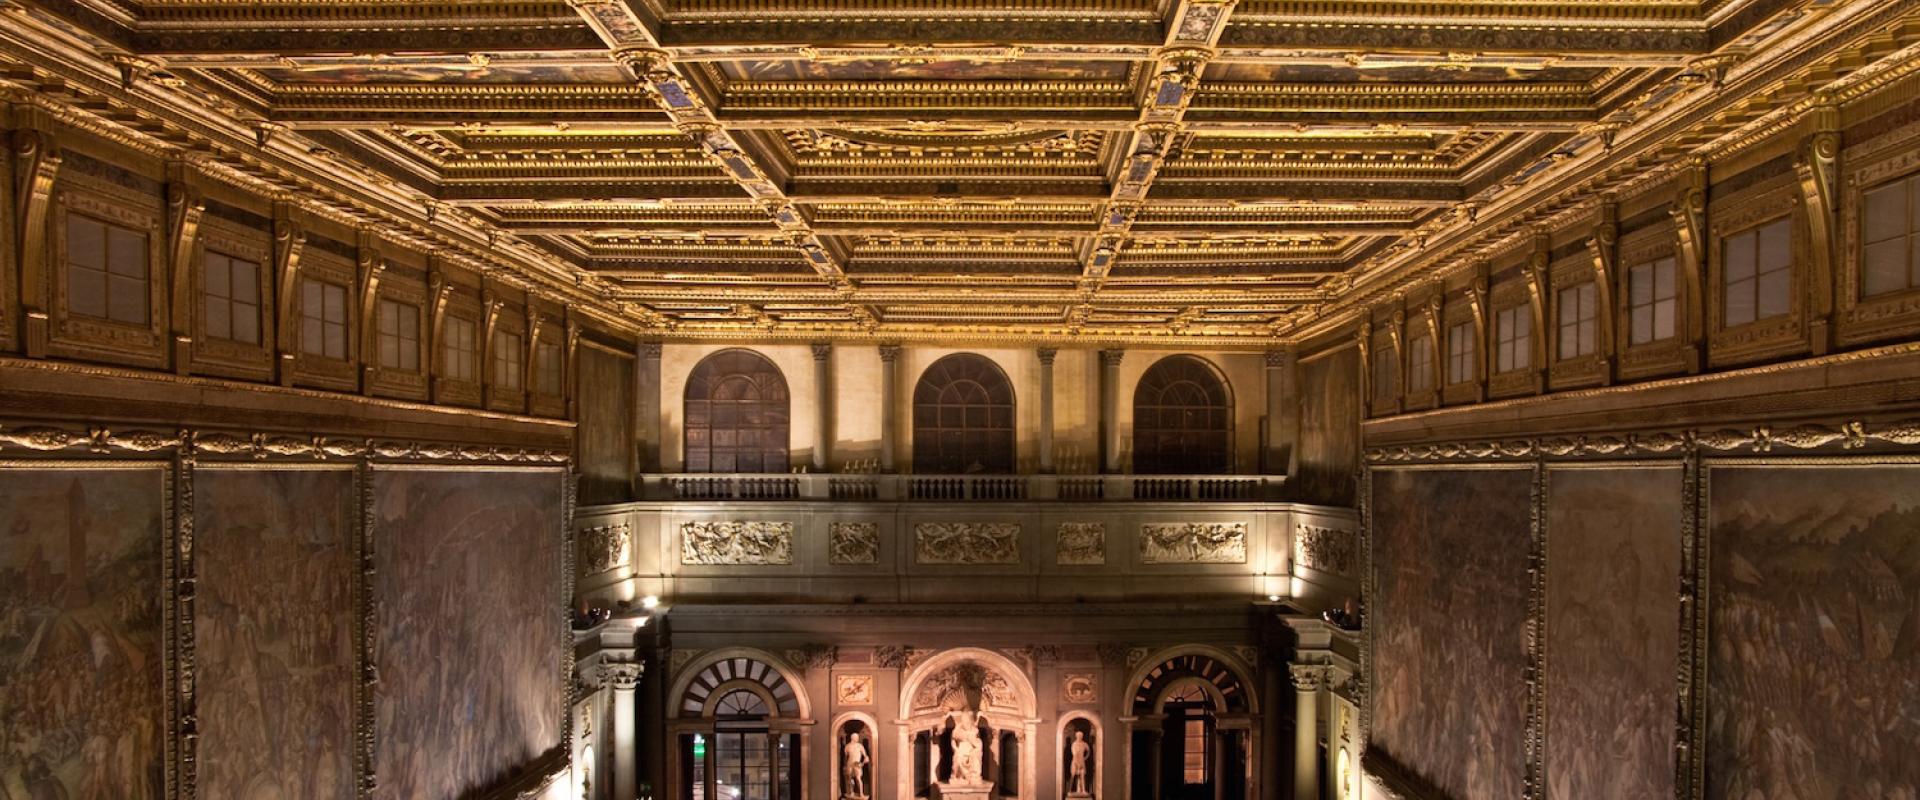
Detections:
[372, 468, 566, 800]
[1294, 347, 1360, 506]
[1544, 467, 1682, 800]
[0, 465, 167, 799]
[1706, 464, 1920, 798]
[1369, 468, 1530, 800]
[576, 346, 634, 505]
[196, 468, 358, 800]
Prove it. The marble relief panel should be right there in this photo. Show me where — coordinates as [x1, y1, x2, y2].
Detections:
[1544, 467, 1682, 800]
[1293, 523, 1356, 576]
[1706, 464, 1920, 799]
[1139, 522, 1247, 564]
[1055, 522, 1106, 566]
[914, 522, 1021, 565]
[680, 521, 794, 565]
[0, 466, 167, 800]
[1370, 468, 1530, 800]
[372, 469, 565, 800]
[578, 522, 632, 576]
[196, 468, 357, 800]
[829, 522, 880, 565]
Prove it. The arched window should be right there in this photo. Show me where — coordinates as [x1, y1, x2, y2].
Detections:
[672, 654, 808, 800]
[684, 349, 789, 473]
[1132, 355, 1233, 474]
[912, 353, 1015, 474]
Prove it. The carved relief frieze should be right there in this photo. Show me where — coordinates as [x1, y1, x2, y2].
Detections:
[836, 674, 874, 707]
[679, 520, 794, 565]
[829, 521, 880, 565]
[1055, 522, 1106, 566]
[1294, 524, 1357, 577]
[1139, 522, 1248, 564]
[913, 522, 1020, 565]
[577, 522, 631, 576]
[1061, 673, 1098, 705]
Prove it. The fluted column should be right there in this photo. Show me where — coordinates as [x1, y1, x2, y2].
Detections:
[608, 662, 644, 800]
[812, 342, 833, 472]
[1290, 664, 1324, 800]
[1036, 347, 1057, 473]
[1265, 349, 1297, 475]
[878, 344, 900, 472]
[1098, 349, 1124, 473]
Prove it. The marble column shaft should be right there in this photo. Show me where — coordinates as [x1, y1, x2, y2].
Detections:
[1098, 349, 1124, 473]
[812, 342, 832, 472]
[879, 344, 900, 472]
[1037, 348, 1056, 473]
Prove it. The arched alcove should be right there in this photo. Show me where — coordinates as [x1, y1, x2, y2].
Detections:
[665, 649, 813, 800]
[1123, 646, 1258, 800]
[895, 647, 1038, 800]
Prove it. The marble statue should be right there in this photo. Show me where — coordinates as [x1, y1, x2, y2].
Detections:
[950, 710, 984, 785]
[843, 729, 869, 799]
[1068, 729, 1092, 797]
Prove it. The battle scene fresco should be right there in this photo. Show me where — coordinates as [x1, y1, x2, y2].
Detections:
[1294, 348, 1360, 506]
[0, 466, 166, 800]
[577, 346, 635, 505]
[1706, 465, 1920, 799]
[1369, 467, 1531, 800]
[372, 468, 567, 800]
[195, 468, 357, 800]
[1545, 467, 1682, 800]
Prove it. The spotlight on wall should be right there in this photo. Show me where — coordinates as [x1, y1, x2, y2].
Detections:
[641, 594, 661, 610]
[1267, 594, 1282, 603]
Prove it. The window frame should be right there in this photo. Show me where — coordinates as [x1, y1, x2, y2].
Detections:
[1493, 304, 1531, 374]
[1556, 281, 1597, 361]
[1626, 256, 1680, 345]
[1860, 171, 1920, 299]
[200, 248, 264, 346]
[1445, 320, 1476, 385]
[442, 313, 480, 383]
[297, 276, 350, 360]
[1718, 216, 1794, 329]
[64, 210, 153, 327]
[492, 329, 525, 392]
[375, 297, 422, 373]
[1406, 334, 1434, 394]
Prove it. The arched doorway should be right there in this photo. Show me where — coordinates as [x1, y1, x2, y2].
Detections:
[1126, 648, 1258, 800]
[684, 349, 791, 473]
[896, 648, 1038, 800]
[912, 353, 1016, 473]
[667, 650, 812, 800]
[1131, 355, 1234, 474]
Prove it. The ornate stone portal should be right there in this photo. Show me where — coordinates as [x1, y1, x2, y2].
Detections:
[901, 650, 1036, 800]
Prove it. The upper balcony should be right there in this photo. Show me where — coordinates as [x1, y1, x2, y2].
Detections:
[640, 472, 1283, 502]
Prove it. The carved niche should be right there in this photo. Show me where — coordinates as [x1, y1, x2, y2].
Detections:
[912, 661, 1021, 717]
[1055, 522, 1106, 566]
[1293, 524, 1357, 576]
[1139, 522, 1248, 564]
[830, 521, 881, 565]
[680, 520, 794, 565]
[914, 522, 1020, 565]
[578, 522, 632, 576]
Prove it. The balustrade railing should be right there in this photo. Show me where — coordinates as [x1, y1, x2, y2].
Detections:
[640, 473, 1280, 501]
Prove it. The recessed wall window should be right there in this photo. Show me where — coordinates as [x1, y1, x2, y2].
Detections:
[1722, 218, 1793, 327]
[376, 298, 420, 372]
[443, 315, 478, 382]
[1557, 282, 1597, 360]
[493, 330, 524, 391]
[1446, 320, 1475, 384]
[1494, 304, 1530, 373]
[536, 339, 563, 395]
[299, 277, 348, 359]
[1371, 333, 1398, 401]
[66, 213, 150, 325]
[1407, 335, 1433, 393]
[202, 251, 261, 344]
[1627, 257, 1678, 345]
[1862, 173, 1920, 297]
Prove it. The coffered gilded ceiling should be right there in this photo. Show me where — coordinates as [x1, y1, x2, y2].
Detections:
[1, 0, 1911, 344]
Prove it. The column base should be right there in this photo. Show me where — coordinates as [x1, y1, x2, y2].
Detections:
[930, 783, 993, 800]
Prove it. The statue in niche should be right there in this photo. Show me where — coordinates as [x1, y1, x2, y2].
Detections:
[842, 728, 870, 799]
[950, 709, 984, 785]
[1067, 728, 1093, 798]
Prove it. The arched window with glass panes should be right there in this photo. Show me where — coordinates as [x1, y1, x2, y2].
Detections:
[683, 349, 790, 473]
[1131, 355, 1234, 474]
[912, 353, 1016, 474]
